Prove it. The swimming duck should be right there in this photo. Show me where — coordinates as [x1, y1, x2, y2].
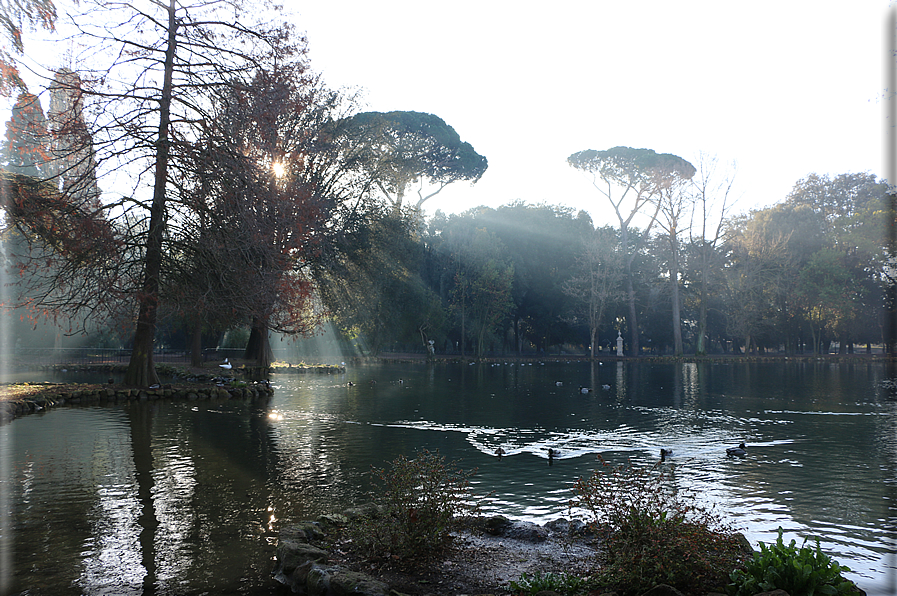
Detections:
[726, 442, 747, 457]
[579, 387, 591, 394]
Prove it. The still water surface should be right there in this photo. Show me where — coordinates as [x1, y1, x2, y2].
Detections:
[4, 361, 896, 595]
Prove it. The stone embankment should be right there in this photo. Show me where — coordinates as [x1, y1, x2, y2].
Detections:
[0, 360, 345, 423]
[0, 380, 273, 423]
[23, 362, 345, 377]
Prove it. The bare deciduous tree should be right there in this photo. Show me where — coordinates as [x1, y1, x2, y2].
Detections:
[687, 153, 736, 355]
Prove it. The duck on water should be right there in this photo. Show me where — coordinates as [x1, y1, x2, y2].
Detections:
[726, 442, 747, 457]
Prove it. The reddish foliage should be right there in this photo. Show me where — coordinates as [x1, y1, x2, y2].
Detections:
[4, 173, 119, 263]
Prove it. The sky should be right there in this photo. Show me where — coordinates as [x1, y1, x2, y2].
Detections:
[291, 0, 891, 228]
[2, 1, 892, 229]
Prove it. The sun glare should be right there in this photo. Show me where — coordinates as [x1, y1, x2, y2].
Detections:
[271, 161, 286, 178]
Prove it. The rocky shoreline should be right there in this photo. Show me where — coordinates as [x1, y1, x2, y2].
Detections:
[274, 509, 603, 596]
[0, 361, 349, 423]
[0, 375, 274, 423]
[272, 508, 872, 596]
[272, 507, 768, 596]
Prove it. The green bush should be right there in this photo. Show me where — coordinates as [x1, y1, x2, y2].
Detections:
[728, 527, 859, 596]
[571, 456, 750, 596]
[351, 449, 480, 565]
[508, 571, 593, 595]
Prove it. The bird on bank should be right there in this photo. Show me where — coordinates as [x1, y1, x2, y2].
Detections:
[726, 442, 747, 457]
[219, 358, 232, 370]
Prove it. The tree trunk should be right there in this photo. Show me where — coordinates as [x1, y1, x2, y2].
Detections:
[460, 298, 466, 358]
[625, 269, 639, 357]
[190, 321, 203, 368]
[124, 0, 177, 387]
[244, 319, 272, 368]
[621, 226, 640, 357]
[126, 319, 159, 387]
[669, 235, 683, 356]
[695, 263, 708, 355]
[808, 323, 820, 355]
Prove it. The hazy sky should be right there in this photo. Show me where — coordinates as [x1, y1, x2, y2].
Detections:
[294, 1, 890, 227]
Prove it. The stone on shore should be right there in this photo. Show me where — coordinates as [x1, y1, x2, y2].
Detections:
[273, 538, 388, 596]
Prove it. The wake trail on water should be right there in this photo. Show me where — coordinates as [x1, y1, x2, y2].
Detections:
[350, 419, 794, 463]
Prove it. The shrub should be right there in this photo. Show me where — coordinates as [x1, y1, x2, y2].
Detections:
[351, 449, 480, 565]
[571, 456, 750, 596]
[728, 527, 859, 596]
[508, 571, 593, 595]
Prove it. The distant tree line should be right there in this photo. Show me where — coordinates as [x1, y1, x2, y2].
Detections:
[324, 169, 891, 359]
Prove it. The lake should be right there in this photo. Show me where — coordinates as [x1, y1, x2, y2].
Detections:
[4, 360, 896, 595]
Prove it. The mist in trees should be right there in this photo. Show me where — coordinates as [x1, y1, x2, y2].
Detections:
[326, 169, 888, 359]
[563, 225, 625, 359]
